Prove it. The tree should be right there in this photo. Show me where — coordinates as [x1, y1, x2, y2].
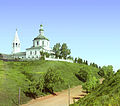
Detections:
[83, 60, 86, 64]
[82, 75, 100, 93]
[75, 69, 88, 82]
[90, 62, 98, 68]
[60, 43, 71, 59]
[67, 55, 73, 60]
[40, 51, 45, 60]
[23, 74, 44, 98]
[0, 53, 3, 59]
[44, 68, 63, 94]
[98, 65, 114, 78]
[85, 60, 88, 65]
[44, 52, 50, 58]
[77, 58, 82, 64]
[53, 43, 61, 58]
[74, 57, 77, 63]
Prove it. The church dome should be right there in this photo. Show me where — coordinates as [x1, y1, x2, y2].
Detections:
[33, 25, 49, 41]
[34, 34, 49, 41]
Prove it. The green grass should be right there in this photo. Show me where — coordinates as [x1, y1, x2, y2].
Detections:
[0, 60, 100, 106]
[72, 70, 120, 106]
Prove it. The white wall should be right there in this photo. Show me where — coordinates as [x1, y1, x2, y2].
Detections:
[45, 57, 73, 63]
[26, 49, 41, 59]
[12, 43, 20, 54]
[34, 39, 50, 49]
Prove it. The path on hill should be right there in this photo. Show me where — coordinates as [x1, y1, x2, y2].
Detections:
[22, 79, 104, 106]
[22, 85, 86, 106]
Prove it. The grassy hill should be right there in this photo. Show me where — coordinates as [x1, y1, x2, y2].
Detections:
[72, 69, 120, 106]
[0, 60, 100, 106]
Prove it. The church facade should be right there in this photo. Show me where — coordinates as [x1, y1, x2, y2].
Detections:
[12, 25, 55, 59]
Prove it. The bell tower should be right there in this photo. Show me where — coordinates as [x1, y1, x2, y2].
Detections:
[12, 29, 20, 54]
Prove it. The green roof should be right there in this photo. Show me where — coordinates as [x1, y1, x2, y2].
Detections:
[26, 46, 44, 50]
[34, 34, 49, 41]
[13, 52, 26, 56]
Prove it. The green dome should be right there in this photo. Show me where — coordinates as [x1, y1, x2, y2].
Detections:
[34, 34, 49, 41]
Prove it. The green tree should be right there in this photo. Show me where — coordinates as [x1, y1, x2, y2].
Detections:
[44, 52, 50, 58]
[53, 43, 61, 58]
[44, 68, 63, 94]
[98, 65, 114, 78]
[90, 62, 98, 68]
[75, 69, 88, 82]
[60, 43, 71, 59]
[67, 55, 73, 60]
[40, 51, 45, 60]
[74, 57, 77, 63]
[77, 58, 82, 64]
[85, 60, 88, 65]
[24, 74, 44, 98]
[0, 53, 3, 59]
[82, 75, 99, 93]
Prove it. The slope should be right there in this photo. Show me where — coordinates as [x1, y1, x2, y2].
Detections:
[0, 60, 100, 106]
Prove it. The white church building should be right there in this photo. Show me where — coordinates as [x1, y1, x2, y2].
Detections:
[11, 25, 73, 63]
[12, 25, 54, 59]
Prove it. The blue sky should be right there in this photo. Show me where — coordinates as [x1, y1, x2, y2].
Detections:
[0, 0, 120, 71]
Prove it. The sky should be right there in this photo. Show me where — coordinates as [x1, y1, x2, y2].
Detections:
[0, 0, 120, 71]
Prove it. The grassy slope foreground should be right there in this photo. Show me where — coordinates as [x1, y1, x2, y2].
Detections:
[72, 70, 120, 106]
[0, 60, 99, 106]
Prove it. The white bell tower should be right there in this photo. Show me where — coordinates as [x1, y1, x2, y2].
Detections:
[12, 29, 20, 54]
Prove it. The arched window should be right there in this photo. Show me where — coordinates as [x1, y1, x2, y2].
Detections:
[47, 42, 48, 46]
[42, 41, 44, 47]
[37, 41, 39, 46]
[13, 43, 14, 47]
[35, 51, 37, 55]
[30, 51, 32, 55]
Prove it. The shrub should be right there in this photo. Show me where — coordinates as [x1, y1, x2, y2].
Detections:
[98, 65, 114, 78]
[82, 76, 100, 93]
[75, 70, 88, 82]
[44, 68, 63, 94]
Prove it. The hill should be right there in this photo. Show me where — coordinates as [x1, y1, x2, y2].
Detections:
[72, 69, 120, 106]
[0, 60, 100, 106]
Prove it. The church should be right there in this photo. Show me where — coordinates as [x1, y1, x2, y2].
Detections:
[12, 25, 55, 59]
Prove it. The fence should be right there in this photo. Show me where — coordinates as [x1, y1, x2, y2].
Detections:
[45, 57, 73, 63]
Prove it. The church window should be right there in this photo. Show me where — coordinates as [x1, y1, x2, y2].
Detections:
[42, 41, 44, 46]
[37, 41, 39, 45]
[13, 43, 14, 47]
[30, 51, 32, 55]
[35, 51, 37, 55]
[16, 43, 17, 47]
[47, 42, 48, 46]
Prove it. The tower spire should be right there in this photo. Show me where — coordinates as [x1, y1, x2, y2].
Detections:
[12, 29, 20, 54]
[39, 24, 44, 36]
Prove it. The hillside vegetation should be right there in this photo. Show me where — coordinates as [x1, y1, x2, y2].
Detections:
[0, 60, 100, 106]
[72, 68, 120, 106]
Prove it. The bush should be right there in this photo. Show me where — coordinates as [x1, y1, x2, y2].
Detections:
[44, 68, 63, 94]
[75, 70, 88, 82]
[82, 76, 100, 93]
[98, 65, 114, 78]
[24, 75, 44, 98]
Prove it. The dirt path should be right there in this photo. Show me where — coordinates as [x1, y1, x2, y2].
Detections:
[22, 78, 104, 106]
[22, 85, 86, 106]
